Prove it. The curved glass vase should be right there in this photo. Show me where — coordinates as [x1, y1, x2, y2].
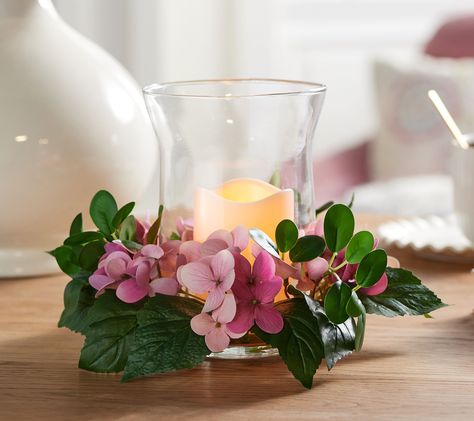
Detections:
[144, 79, 326, 358]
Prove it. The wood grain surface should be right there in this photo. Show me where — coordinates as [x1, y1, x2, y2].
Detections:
[0, 215, 473, 420]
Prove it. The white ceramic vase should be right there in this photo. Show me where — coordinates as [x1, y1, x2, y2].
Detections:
[0, 0, 157, 277]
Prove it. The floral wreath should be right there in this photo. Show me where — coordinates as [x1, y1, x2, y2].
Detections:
[51, 190, 446, 388]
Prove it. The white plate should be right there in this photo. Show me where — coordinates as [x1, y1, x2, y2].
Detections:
[377, 215, 474, 263]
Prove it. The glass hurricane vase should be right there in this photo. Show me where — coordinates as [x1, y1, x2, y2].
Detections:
[143, 79, 326, 358]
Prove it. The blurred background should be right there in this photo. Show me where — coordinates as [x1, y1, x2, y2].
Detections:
[53, 0, 474, 216]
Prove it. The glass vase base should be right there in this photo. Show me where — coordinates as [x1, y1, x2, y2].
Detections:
[208, 345, 279, 360]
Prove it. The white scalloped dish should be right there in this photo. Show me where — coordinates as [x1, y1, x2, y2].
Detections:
[377, 215, 474, 263]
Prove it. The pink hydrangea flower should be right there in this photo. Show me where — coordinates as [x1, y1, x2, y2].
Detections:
[190, 292, 244, 352]
[227, 251, 284, 335]
[177, 249, 235, 313]
[177, 217, 194, 241]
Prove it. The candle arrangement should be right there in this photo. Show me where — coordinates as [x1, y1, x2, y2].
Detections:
[51, 190, 446, 388]
[51, 80, 446, 388]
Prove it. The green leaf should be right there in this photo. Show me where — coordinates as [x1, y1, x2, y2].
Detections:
[275, 219, 299, 253]
[360, 267, 448, 317]
[347, 192, 355, 209]
[58, 277, 96, 334]
[78, 240, 105, 271]
[89, 190, 118, 235]
[354, 312, 366, 352]
[119, 215, 136, 242]
[324, 281, 352, 324]
[122, 295, 209, 382]
[315, 201, 334, 217]
[253, 298, 324, 389]
[355, 249, 387, 288]
[48, 245, 81, 277]
[302, 296, 356, 370]
[289, 235, 325, 262]
[69, 213, 83, 236]
[64, 231, 104, 246]
[323, 204, 355, 252]
[121, 240, 143, 251]
[346, 291, 365, 318]
[249, 228, 279, 258]
[112, 201, 135, 229]
[146, 205, 164, 245]
[170, 232, 181, 240]
[79, 292, 142, 373]
[346, 231, 374, 264]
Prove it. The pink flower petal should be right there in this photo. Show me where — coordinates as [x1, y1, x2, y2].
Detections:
[360, 273, 388, 296]
[211, 249, 235, 281]
[89, 274, 115, 291]
[208, 229, 233, 247]
[105, 257, 128, 280]
[231, 277, 254, 301]
[116, 279, 148, 303]
[233, 252, 252, 283]
[191, 313, 215, 335]
[296, 277, 315, 292]
[179, 241, 202, 262]
[105, 241, 129, 254]
[254, 276, 282, 303]
[255, 303, 284, 334]
[226, 302, 255, 334]
[231, 225, 249, 251]
[304, 219, 323, 237]
[306, 257, 329, 281]
[202, 288, 225, 313]
[177, 262, 214, 293]
[212, 292, 236, 324]
[205, 326, 230, 352]
[149, 277, 179, 296]
[201, 238, 228, 256]
[274, 258, 299, 280]
[225, 325, 246, 339]
[141, 244, 164, 260]
[135, 262, 151, 288]
[341, 263, 357, 282]
[252, 251, 276, 282]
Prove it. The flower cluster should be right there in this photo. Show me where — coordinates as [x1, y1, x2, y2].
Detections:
[52, 190, 446, 388]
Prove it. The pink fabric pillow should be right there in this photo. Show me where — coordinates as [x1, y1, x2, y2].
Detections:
[425, 15, 474, 58]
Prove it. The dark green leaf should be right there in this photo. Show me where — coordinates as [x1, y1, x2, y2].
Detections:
[275, 219, 299, 253]
[249, 228, 279, 258]
[146, 205, 164, 245]
[289, 235, 325, 262]
[346, 291, 365, 318]
[69, 213, 83, 236]
[253, 298, 324, 389]
[64, 231, 104, 246]
[48, 245, 81, 277]
[347, 193, 355, 209]
[354, 312, 366, 352]
[89, 190, 118, 235]
[323, 204, 355, 252]
[58, 277, 96, 334]
[122, 295, 209, 381]
[315, 201, 334, 217]
[112, 201, 135, 228]
[302, 296, 356, 370]
[78, 240, 105, 271]
[355, 249, 387, 288]
[360, 267, 448, 317]
[119, 215, 136, 242]
[324, 281, 352, 324]
[346, 231, 374, 264]
[79, 292, 142, 373]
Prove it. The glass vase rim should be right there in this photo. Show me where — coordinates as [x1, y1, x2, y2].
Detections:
[143, 78, 326, 99]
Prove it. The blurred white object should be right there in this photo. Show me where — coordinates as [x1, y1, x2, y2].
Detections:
[372, 56, 474, 180]
[349, 174, 453, 216]
[378, 214, 474, 263]
[451, 137, 474, 242]
[0, 0, 157, 277]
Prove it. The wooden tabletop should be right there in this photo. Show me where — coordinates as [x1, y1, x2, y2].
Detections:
[1, 215, 473, 420]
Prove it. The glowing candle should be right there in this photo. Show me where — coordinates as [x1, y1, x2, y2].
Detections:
[193, 178, 294, 244]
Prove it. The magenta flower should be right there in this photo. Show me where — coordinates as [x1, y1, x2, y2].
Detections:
[190, 292, 243, 352]
[227, 251, 284, 335]
[177, 249, 235, 313]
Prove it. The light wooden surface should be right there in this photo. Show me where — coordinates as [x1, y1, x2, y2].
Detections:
[1, 215, 473, 420]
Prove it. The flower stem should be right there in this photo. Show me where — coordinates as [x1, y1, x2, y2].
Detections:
[331, 260, 348, 272]
[328, 252, 337, 267]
